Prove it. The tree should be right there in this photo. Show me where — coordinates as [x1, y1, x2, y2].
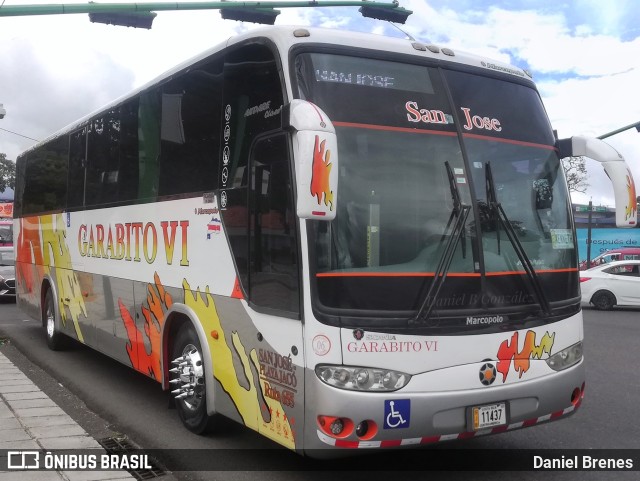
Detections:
[561, 156, 588, 194]
[0, 153, 16, 193]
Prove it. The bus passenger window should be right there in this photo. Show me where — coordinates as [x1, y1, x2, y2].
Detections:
[22, 138, 68, 215]
[68, 128, 87, 210]
[158, 58, 223, 198]
[118, 100, 140, 203]
[86, 109, 120, 207]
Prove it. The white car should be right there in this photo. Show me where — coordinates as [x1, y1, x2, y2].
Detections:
[580, 260, 640, 310]
[0, 247, 15, 300]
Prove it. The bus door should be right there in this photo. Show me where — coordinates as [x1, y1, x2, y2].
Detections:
[219, 44, 304, 443]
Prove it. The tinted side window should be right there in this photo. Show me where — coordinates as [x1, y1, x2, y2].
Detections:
[220, 44, 287, 300]
[68, 128, 87, 210]
[14, 153, 27, 217]
[222, 46, 285, 191]
[23, 138, 68, 215]
[158, 57, 223, 197]
[249, 134, 299, 314]
[86, 108, 120, 207]
[118, 100, 140, 202]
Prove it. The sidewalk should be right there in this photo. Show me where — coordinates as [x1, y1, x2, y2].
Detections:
[0, 350, 135, 481]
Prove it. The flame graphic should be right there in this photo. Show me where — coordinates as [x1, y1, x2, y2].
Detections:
[119, 271, 171, 380]
[626, 171, 637, 222]
[16, 217, 45, 299]
[120, 274, 294, 447]
[310, 135, 334, 210]
[16, 214, 87, 342]
[496, 330, 555, 382]
[42, 214, 87, 341]
[183, 279, 295, 448]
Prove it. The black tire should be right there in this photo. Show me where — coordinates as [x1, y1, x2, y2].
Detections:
[591, 290, 616, 311]
[170, 323, 215, 434]
[43, 289, 68, 350]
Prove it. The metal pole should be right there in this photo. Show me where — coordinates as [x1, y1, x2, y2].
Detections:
[0, 1, 410, 17]
[598, 121, 640, 139]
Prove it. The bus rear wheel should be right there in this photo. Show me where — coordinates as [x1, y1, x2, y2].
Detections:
[170, 323, 215, 434]
[43, 289, 68, 351]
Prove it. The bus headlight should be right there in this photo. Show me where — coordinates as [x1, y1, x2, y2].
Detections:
[546, 341, 583, 371]
[315, 365, 411, 391]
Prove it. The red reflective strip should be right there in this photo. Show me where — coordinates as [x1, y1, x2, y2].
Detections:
[458, 431, 477, 440]
[522, 418, 538, 428]
[491, 425, 509, 434]
[334, 439, 360, 448]
[551, 410, 565, 419]
[380, 439, 403, 448]
[421, 436, 441, 444]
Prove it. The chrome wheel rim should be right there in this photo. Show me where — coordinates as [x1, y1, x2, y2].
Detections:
[171, 344, 205, 411]
[46, 303, 55, 338]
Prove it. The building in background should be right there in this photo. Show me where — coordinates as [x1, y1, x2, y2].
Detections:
[573, 203, 640, 264]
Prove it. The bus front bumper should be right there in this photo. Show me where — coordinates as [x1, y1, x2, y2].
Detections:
[303, 360, 584, 453]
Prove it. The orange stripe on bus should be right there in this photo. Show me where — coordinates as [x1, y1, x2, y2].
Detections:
[331, 122, 557, 152]
[332, 121, 458, 137]
[316, 268, 577, 278]
[461, 132, 557, 151]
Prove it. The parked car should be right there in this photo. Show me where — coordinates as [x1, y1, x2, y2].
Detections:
[0, 247, 15, 300]
[579, 246, 640, 270]
[580, 260, 640, 310]
[0, 219, 12, 247]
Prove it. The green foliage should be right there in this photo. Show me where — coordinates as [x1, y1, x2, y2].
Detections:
[561, 155, 588, 194]
[0, 153, 16, 193]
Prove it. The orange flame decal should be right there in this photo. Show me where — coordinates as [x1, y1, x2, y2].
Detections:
[119, 272, 172, 380]
[310, 135, 334, 210]
[626, 171, 637, 222]
[16, 217, 45, 296]
[496, 330, 555, 382]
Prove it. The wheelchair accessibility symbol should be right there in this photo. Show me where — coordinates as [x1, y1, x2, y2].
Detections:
[384, 399, 410, 429]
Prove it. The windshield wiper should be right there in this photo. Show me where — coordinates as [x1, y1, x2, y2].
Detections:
[411, 162, 470, 325]
[485, 162, 552, 316]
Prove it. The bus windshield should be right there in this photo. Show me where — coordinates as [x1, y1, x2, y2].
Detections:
[295, 52, 577, 328]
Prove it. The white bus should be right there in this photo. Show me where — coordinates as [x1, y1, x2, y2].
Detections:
[14, 26, 637, 454]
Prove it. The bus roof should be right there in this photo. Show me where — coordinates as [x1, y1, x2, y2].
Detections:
[20, 25, 532, 157]
[230, 25, 531, 79]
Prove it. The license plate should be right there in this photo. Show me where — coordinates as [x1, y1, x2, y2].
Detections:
[472, 402, 507, 430]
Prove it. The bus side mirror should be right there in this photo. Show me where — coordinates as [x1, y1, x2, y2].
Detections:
[557, 135, 637, 228]
[286, 100, 339, 221]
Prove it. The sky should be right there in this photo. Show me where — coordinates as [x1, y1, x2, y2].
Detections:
[1, 0, 639, 207]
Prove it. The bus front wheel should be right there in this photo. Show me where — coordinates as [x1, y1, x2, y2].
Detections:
[170, 323, 215, 434]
